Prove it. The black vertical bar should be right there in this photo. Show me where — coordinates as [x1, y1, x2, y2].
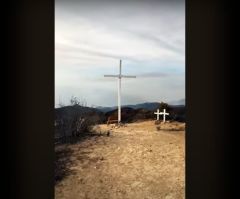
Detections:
[6, 0, 54, 198]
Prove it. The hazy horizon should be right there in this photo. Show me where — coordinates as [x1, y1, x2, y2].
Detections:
[56, 97, 185, 108]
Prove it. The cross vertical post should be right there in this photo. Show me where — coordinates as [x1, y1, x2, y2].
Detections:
[118, 60, 122, 123]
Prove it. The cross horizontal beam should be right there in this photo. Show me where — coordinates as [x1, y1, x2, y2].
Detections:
[104, 75, 119, 77]
[104, 75, 136, 78]
[121, 75, 136, 78]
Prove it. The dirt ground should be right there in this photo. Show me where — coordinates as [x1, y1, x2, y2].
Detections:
[55, 120, 185, 199]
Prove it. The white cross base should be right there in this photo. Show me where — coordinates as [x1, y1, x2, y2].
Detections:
[154, 108, 169, 122]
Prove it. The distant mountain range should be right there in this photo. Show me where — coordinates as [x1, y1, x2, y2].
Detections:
[55, 103, 185, 144]
[96, 100, 185, 113]
[55, 100, 186, 135]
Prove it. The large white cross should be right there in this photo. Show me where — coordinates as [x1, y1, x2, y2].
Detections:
[160, 109, 169, 122]
[104, 60, 136, 124]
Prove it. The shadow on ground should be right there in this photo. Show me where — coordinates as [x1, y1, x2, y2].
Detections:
[55, 132, 109, 185]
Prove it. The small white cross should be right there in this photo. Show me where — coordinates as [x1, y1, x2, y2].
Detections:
[154, 109, 161, 120]
[160, 109, 169, 122]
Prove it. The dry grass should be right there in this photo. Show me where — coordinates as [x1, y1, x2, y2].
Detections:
[55, 120, 185, 199]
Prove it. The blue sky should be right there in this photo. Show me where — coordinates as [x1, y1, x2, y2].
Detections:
[55, 0, 185, 107]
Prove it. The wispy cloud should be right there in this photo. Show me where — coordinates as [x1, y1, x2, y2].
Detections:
[137, 72, 168, 78]
[55, 1, 185, 107]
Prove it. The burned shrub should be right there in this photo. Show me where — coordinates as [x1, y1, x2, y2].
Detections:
[55, 104, 106, 143]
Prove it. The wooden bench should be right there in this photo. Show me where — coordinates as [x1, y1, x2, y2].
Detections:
[107, 119, 118, 125]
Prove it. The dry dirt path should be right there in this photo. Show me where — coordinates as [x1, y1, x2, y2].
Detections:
[55, 121, 185, 199]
